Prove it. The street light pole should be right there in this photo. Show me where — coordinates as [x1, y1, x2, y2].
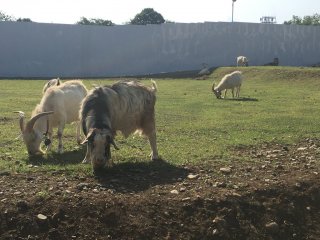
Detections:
[232, 0, 237, 22]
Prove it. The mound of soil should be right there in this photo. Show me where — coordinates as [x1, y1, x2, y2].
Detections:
[1, 138, 320, 239]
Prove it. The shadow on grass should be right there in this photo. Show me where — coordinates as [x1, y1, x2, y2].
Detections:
[222, 97, 258, 102]
[94, 158, 190, 193]
[26, 147, 86, 166]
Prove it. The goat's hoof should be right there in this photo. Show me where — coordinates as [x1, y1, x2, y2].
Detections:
[105, 161, 114, 168]
[151, 155, 161, 161]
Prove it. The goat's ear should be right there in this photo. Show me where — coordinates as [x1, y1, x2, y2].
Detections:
[107, 136, 119, 150]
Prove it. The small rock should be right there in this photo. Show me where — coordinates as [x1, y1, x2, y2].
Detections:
[76, 183, 89, 190]
[37, 214, 48, 220]
[265, 221, 279, 234]
[187, 174, 199, 179]
[220, 167, 231, 174]
[297, 147, 307, 151]
[179, 187, 186, 192]
[181, 197, 191, 202]
[232, 192, 242, 197]
[170, 190, 179, 194]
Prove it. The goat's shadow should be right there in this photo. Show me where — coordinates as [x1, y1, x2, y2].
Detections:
[218, 97, 258, 102]
[27, 150, 190, 193]
[26, 147, 86, 166]
[94, 158, 190, 193]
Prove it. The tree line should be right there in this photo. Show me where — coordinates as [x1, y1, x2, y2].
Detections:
[0, 8, 166, 26]
[1, 8, 320, 26]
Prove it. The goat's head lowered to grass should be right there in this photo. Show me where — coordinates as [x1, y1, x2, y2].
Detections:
[14, 111, 54, 155]
[212, 84, 222, 99]
[81, 128, 119, 171]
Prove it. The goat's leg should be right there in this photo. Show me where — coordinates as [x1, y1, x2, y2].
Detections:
[45, 131, 53, 151]
[57, 123, 65, 154]
[76, 121, 81, 144]
[237, 85, 241, 98]
[232, 88, 235, 98]
[45, 122, 53, 152]
[148, 130, 159, 160]
[224, 90, 227, 98]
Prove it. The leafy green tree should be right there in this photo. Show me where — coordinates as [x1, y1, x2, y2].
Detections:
[17, 18, 32, 22]
[0, 11, 15, 21]
[284, 13, 320, 25]
[76, 17, 114, 26]
[130, 8, 165, 25]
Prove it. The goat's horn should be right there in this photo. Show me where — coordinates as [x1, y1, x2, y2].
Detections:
[13, 111, 25, 132]
[25, 111, 54, 132]
[212, 84, 215, 92]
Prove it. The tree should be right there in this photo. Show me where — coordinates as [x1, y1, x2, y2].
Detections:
[284, 13, 320, 25]
[76, 17, 114, 26]
[130, 8, 165, 25]
[0, 11, 15, 21]
[17, 18, 32, 22]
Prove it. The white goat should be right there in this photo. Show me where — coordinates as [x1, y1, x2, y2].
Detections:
[15, 80, 88, 155]
[42, 78, 61, 93]
[237, 56, 249, 67]
[212, 71, 243, 99]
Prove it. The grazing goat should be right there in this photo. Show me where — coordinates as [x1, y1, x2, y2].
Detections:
[263, 58, 279, 66]
[42, 78, 61, 93]
[15, 80, 87, 155]
[212, 71, 243, 99]
[237, 56, 249, 67]
[80, 80, 159, 172]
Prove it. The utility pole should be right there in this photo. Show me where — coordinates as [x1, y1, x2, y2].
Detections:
[232, 0, 237, 22]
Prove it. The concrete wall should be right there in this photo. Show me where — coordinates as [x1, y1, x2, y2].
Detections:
[0, 21, 319, 78]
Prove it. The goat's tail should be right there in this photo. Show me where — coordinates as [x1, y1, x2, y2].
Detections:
[151, 79, 158, 93]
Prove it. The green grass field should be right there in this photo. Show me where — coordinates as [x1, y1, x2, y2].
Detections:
[1, 66, 320, 174]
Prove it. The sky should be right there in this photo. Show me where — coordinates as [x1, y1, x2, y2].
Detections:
[1, 0, 319, 25]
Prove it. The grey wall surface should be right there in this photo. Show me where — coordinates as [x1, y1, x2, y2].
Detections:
[0, 21, 319, 78]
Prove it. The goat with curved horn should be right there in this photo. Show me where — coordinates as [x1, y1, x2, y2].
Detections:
[14, 80, 88, 155]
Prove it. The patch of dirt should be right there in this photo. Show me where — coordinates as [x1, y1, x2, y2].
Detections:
[1, 138, 320, 239]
